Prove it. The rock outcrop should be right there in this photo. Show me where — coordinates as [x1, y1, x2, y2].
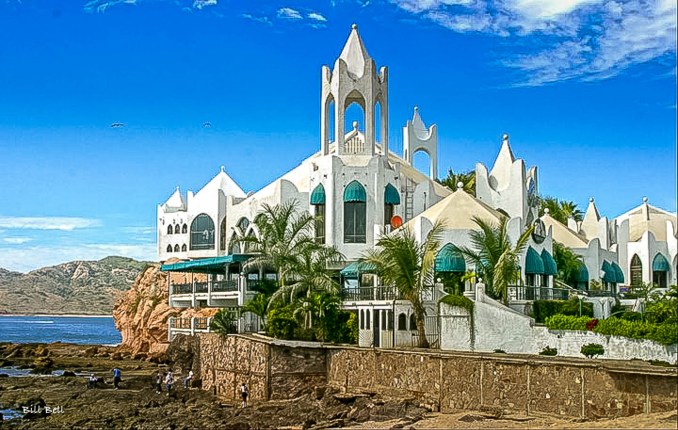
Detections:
[113, 264, 217, 358]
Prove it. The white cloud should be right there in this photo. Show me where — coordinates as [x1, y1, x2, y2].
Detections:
[193, 0, 217, 10]
[391, 0, 677, 85]
[277, 7, 303, 19]
[2, 237, 33, 245]
[84, 0, 136, 13]
[0, 216, 101, 231]
[308, 12, 328, 22]
[0, 243, 157, 273]
[242, 13, 272, 25]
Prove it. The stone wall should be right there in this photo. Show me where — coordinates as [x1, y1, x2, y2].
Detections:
[326, 347, 678, 419]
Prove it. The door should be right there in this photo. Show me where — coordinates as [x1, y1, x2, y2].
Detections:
[373, 310, 380, 347]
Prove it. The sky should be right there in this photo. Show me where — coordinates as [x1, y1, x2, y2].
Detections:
[0, 0, 676, 273]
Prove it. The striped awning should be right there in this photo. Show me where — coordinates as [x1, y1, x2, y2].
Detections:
[652, 253, 670, 272]
[310, 184, 326, 205]
[384, 183, 400, 205]
[524, 247, 545, 274]
[435, 244, 466, 273]
[343, 181, 366, 202]
[541, 250, 558, 276]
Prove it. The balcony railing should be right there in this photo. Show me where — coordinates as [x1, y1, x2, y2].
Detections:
[342, 286, 400, 301]
[212, 279, 238, 292]
[172, 283, 193, 295]
[194, 317, 209, 330]
[246, 280, 267, 291]
[587, 290, 615, 297]
[508, 286, 570, 301]
[195, 282, 208, 294]
[169, 317, 192, 329]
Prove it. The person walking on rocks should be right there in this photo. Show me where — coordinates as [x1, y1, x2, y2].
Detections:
[155, 371, 163, 394]
[112, 367, 122, 390]
[240, 382, 248, 408]
[165, 370, 174, 396]
[184, 369, 194, 389]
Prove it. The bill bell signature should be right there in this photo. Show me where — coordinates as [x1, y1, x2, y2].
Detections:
[22, 404, 65, 414]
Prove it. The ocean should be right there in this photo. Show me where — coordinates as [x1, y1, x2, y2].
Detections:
[0, 315, 121, 345]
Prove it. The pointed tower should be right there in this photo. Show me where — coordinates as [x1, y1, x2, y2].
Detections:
[403, 106, 438, 179]
[164, 186, 186, 211]
[579, 197, 612, 248]
[320, 24, 388, 157]
[489, 134, 516, 190]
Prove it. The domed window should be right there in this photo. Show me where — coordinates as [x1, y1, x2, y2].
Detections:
[182, 224, 188, 234]
[190, 214, 215, 250]
[174, 244, 180, 253]
[167, 225, 173, 235]
[181, 244, 187, 252]
[174, 224, 181, 234]
[344, 181, 367, 244]
[166, 245, 172, 253]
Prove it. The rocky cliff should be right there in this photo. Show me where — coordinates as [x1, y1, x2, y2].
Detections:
[112, 265, 217, 358]
[0, 256, 149, 315]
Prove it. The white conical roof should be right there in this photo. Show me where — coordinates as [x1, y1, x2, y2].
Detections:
[489, 134, 516, 188]
[164, 187, 185, 208]
[195, 166, 246, 199]
[338, 24, 371, 78]
[579, 198, 601, 238]
[411, 107, 431, 140]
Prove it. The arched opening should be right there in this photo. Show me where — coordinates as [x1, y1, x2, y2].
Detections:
[310, 183, 326, 244]
[189, 214, 215, 250]
[344, 181, 367, 244]
[181, 244, 187, 252]
[630, 254, 642, 286]
[166, 245, 172, 253]
[374, 99, 382, 148]
[167, 225, 173, 235]
[398, 313, 407, 331]
[365, 309, 370, 330]
[409, 314, 417, 331]
[413, 149, 432, 178]
[174, 224, 181, 234]
[384, 183, 400, 227]
[228, 232, 241, 254]
[220, 218, 228, 251]
[344, 91, 366, 135]
[360, 310, 364, 330]
[325, 94, 335, 148]
[243, 229, 256, 253]
[652, 253, 669, 288]
[182, 224, 188, 234]
[173, 244, 180, 253]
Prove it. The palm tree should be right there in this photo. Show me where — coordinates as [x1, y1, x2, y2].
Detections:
[209, 308, 238, 335]
[452, 216, 533, 304]
[361, 221, 445, 348]
[553, 241, 583, 287]
[438, 168, 476, 196]
[240, 200, 317, 288]
[539, 196, 582, 224]
[241, 293, 270, 330]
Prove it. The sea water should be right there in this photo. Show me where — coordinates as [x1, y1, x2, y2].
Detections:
[0, 315, 121, 345]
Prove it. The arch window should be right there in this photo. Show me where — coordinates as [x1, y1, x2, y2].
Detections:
[381, 310, 387, 330]
[190, 214, 215, 250]
[167, 225, 173, 235]
[365, 310, 370, 330]
[220, 218, 228, 251]
[630, 254, 642, 287]
[344, 181, 367, 243]
[311, 184, 326, 244]
[166, 245, 172, 253]
[228, 233, 241, 254]
[236, 217, 250, 233]
[182, 224, 188, 234]
[409, 314, 417, 331]
[360, 310, 364, 330]
[181, 244, 187, 252]
[174, 224, 181, 234]
[173, 244, 180, 253]
[398, 313, 407, 331]
[384, 183, 400, 227]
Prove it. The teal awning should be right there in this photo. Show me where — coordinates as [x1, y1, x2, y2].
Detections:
[384, 183, 400, 205]
[161, 254, 250, 274]
[340, 261, 376, 278]
[541, 249, 558, 276]
[525, 247, 545, 274]
[652, 253, 670, 272]
[602, 260, 616, 283]
[576, 262, 589, 284]
[435, 244, 466, 273]
[310, 184, 326, 205]
[343, 181, 366, 202]
[611, 261, 624, 283]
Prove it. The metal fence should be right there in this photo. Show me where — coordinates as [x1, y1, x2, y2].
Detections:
[171, 283, 192, 295]
[508, 286, 570, 301]
[341, 286, 400, 301]
[212, 279, 238, 292]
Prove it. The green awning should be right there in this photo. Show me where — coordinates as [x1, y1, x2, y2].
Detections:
[611, 261, 624, 283]
[576, 262, 589, 284]
[344, 181, 366, 202]
[524, 247, 545, 274]
[652, 253, 670, 272]
[602, 260, 616, 283]
[161, 254, 250, 274]
[310, 184, 326, 205]
[435, 244, 466, 273]
[340, 261, 376, 278]
[384, 183, 400, 205]
[541, 249, 558, 276]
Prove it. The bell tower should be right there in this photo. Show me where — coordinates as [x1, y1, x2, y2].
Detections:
[320, 24, 388, 157]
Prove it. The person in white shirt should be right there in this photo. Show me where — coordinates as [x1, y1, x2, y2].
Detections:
[184, 369, 194, 389]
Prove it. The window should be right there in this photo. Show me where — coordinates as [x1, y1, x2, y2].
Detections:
[167, 225, 173, 235]
[384, 184, 399, 225]
[236, 217, 250, 232]
[181, 244, 187, 252]
[398, 313, 407, 331]
[365, 310, 370, 329]
[344, 181, 367, 244]
[526, 274, 536, 287]
[173, 244, 180, 252]
[174, 224, 181, 234]
[182, 224, 188, 234]
[166, 245, 172, 253]
[190, 214, 215, 250]
[387, 311, 394, 330]
[630, 254, 642, 286]
[220, 218, 227, 251]
[381, 311, 387, 330]
[409, 314, 417, 331]
[314, 203, 326, 244]
[384, 204, 394, 227]
[360, 310, 364, 329]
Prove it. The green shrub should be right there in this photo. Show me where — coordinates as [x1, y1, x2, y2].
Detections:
[210, 308, 238, 335]
[532, 298, 593, 323]
[593, 318, 678, 346]
[581, 343, 604, 359]
[346, 312, 359, 344]
[539, 346, 558, 356]
[439, 294, 474, 313]
[619, 311, 643, 321]
[545, 314, 592, 331]
[647, 323, 678, 345]
[266, 306, 298, 340]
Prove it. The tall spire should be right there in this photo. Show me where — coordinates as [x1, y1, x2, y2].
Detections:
[579, 197, 601, 238]
[489, 133, 515, 188]
[338, 24, 371, 78]
[165, 186, 185, 208]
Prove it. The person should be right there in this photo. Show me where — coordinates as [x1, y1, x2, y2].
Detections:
[112, 367, 122, 390]
[88, 374, 97, 389]
[165, 369, 174, 396]
[184, 369, 194, 389]
[155, 371, 163, 394]
[240, 382, 248, 408]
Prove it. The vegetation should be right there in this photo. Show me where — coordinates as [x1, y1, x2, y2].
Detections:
[241, 293, 270, 331]
[531, 298, 593, 323]
[545, 314, 591, 331]
[210, 308, 238, 335]
[552, 242, 584, 287]
[362, 221, 446, 348]
[545, 315, 678, 345]
[437, 168, 476, 196]
[581, 343, 604, 359]
[539, 196, 583, 224]
[539, 346, 558, 356]
[645, 285, 678, 324]
[451, 216, 533, 304]
[440, 294, 475, 342]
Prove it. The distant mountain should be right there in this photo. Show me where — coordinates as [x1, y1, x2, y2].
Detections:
[0, 256, 155, 315]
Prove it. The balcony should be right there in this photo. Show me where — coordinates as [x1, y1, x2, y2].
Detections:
[195, 282, 208, 294]
[586, 290, 615, 298]
[342, 286, 400, 302]
[171, 283, 193, 295]
[212, 279, 238, 293]
[508, 286, 570, 302]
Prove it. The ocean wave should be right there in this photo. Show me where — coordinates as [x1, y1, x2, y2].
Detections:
[24, 321, 54, 324]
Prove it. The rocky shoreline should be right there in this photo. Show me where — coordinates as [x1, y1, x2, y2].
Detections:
[1, 342, 676, 429]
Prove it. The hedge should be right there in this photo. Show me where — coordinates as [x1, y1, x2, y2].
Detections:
[532, 298, 594, 323]
[545, 315, 678, 345]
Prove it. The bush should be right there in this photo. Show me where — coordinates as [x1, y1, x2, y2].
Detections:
[586, 319, 599, 331]
[210, 308, 238, 335]
[545, 314, 592, 331]
[594, 318, 678, 346]
[581, 343, 604, 359]
[532, 298, 593, 323]
[619, 311, 643, 322]
[346, 312, 359, 344]
[266, 306, 298, 340]
[539, 346, 558, 356]
[439, 294, 474, 313]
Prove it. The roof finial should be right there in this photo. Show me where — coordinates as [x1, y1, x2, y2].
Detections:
[352, 120, 359, 130]
[544, 208, 550, 214]
[220, 165, 225, 173]
[352, 23, 358, 30]
[414, 106, 418, 112]
[589, 197, 594, 203]
[175, 186, 180, 191]
[456, 181, 464, 191]
[502, 133, 509, 143]
[643, 196, 648, 203]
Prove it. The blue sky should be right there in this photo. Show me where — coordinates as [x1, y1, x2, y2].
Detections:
[0, 0, 675, 272]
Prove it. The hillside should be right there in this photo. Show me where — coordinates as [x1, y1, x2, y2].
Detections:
[0, 256, 153, 315]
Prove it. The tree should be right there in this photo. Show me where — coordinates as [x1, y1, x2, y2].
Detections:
[451, 216, 533, 304]
[361, 221, 445, 348]
[210, 308, 238, 335]
[437, 168, 476, 196]
[539, 196, 583, 224]
[241, 293, 270, 330]
[553, 241, 583, 287]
